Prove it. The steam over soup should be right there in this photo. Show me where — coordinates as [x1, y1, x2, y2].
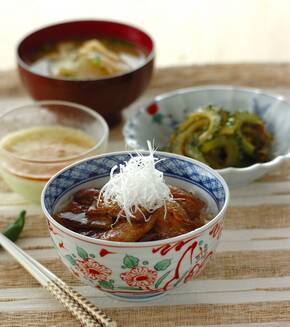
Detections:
[30, 38, 146, 79]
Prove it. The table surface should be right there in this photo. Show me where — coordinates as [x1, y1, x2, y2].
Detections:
[1, 64, 290, 326]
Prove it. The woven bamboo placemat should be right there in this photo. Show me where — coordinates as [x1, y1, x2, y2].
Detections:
[1, 64, 290, 326]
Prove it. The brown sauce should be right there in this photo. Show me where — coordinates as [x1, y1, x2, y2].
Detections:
[53, 186, 208, 242]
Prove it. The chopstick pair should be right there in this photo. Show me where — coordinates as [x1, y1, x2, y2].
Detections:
[0, 233, 117, 327]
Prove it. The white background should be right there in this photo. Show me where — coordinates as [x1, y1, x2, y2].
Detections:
[1, 0, 290, 70]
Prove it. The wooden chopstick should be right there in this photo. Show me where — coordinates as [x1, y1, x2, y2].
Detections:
[0, 233, 117, 327]
[14, 241, 116, 327]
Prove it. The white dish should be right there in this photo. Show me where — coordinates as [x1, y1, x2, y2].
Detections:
[124, 85, 290, 187]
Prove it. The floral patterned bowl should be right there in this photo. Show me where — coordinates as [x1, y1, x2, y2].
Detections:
[41, 151, 229, 301]
[124, 86, 290, 187]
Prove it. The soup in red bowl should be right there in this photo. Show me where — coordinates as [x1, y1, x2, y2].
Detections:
[17, 20, 155, 126]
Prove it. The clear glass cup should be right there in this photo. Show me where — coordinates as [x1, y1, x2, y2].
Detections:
[0, 100, 109, 203]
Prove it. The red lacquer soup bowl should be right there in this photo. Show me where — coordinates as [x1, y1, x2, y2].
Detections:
[41, 151, 229, 301]
[17, 20, 155, 126]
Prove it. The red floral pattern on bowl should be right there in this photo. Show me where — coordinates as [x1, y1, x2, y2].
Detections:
[146, 103, 159, 115]
[76, 258, 112, 281]
[121, 266, 158, 290]
[48, 218, 225, 300]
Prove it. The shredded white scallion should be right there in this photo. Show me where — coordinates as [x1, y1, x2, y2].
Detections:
[98, 141, 172, 222]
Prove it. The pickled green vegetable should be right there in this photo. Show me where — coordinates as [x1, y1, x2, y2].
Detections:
[201, 136, 240, 169]
[167, 106, 272, 169]
[169, 105, 221, 154]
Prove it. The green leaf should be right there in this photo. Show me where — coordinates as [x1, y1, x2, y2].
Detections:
[99, 280, 114, 289]
[155, 270, 171, 289]
[154, 259, 171, 271]
[65, 255, 76, 266]
[123, 255, 139, 268]
[2, 210, 26, 243]
[91, 55, 101, 67]
[152, 113, 163, 124]
[77, 246, 89, 260]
